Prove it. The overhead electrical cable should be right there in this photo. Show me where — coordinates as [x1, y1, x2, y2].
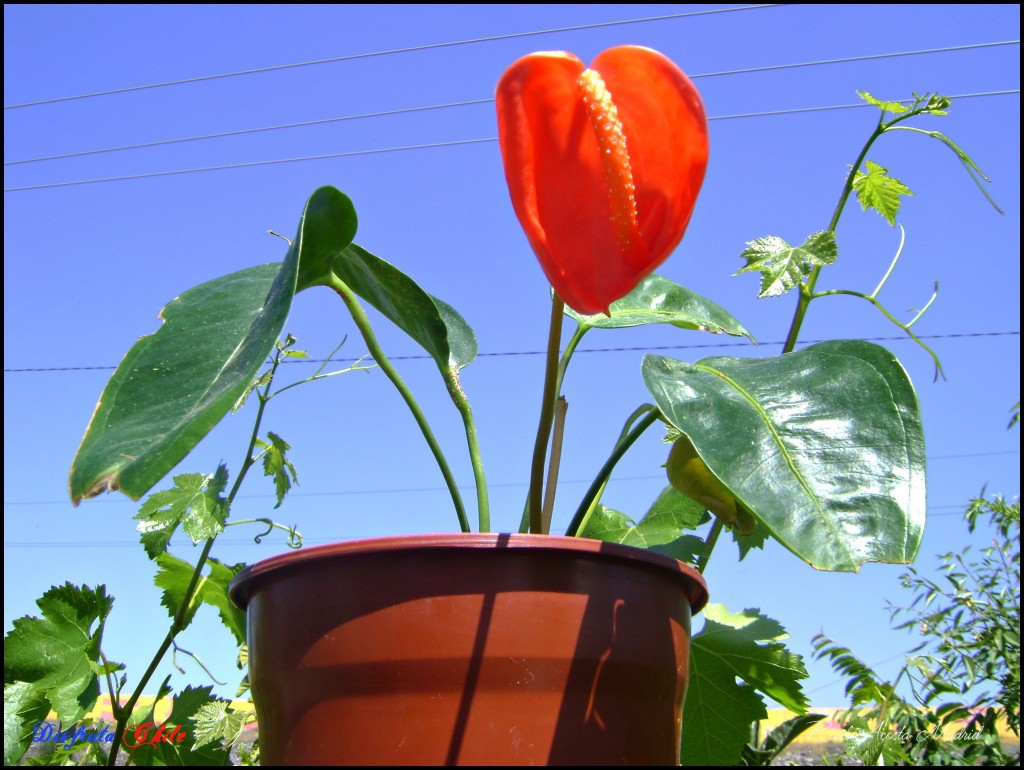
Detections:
[3, 4, 782, 109]
[4, 331, 1018, 373]
[3, 90, 1018, 193]
[5, 40, 1016, 167]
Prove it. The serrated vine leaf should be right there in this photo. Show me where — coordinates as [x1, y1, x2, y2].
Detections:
[733, 524, 768, 561]
[579, 488, 708, 564]
[135, 468, 228, 558]
[153, 555, 245, 644]
[643, 340, 926, 572]
[857, 90, 909, 115]
[853, 160, 913, 225]
[565, 274, 754, 340]
[682, 606, 808, 766]
[4, 682, 49, 766]
[736, 231, 837, 298]
[257, 432, 298, 508]
[3, 584, 112, 724]
[201, 559, 247, 646]
[125, 686, 231, 766]
[191, 700, 249, 750]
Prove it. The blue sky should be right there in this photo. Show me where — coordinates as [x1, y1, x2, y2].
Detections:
[4, 4, 1020, 711]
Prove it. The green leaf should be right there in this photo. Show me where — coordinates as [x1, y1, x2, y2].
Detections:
[857, 90, 910, 115]
[853, 160, 914, 225]
[294, 186, 358, 292]
[201, 559, 247, 647]
[333, 243, 477, 374]
[153, 555, 245, 644]
[70, 219, 302, 503]
[683, 605, 809, 765]
[743, 713, 825, 765]
[565, 274, 754, 340]
[736, 232, 838, 298]
[4, 682, 49, 766]
[125, 686, 232, 766]
[191, 700, 249, 750]
[155, 553, 203, 626]
[256, 432, 298, 508]
[135, 468, 228, 558]
[643, 340, 926, 572]
[579, 489, 708, 564]
[3, 584, 112, 723]
[684, 606, 802, 765]
[734, 524, 768, 561]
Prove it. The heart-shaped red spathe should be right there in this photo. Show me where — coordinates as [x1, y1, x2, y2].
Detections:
[496, 46, 709, 315]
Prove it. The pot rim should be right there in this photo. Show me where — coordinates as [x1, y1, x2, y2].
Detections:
[229, 532, 708, 614]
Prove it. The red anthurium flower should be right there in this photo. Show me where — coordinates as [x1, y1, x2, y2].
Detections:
[496, 46, 709, 315]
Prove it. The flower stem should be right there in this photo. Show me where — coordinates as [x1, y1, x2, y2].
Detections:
[541, 396, 569, 533]
[328, 273, 470, 533]
[446, 371, 490, 532]
[528, 294, 565, 534]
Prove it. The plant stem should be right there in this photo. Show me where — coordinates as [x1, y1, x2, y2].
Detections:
[697, 519, 725, 575]
[565, 408, 660, 537]
[106, 353, 281, 765]
[327, 273, 470, 533]
[446, 371, 490, 532]
[781, 101, 944, 355]
[541, 396, 569, 533]
[528, 294, 565, 535]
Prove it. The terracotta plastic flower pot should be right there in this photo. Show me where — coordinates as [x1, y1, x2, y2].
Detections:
[229, 533, 708, 766]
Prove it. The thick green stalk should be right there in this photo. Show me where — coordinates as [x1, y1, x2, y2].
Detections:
[328, 273, 470, 533]
[446, 371, 490, 532]
[565, 408, 660, 537]
[528, 295, 566, 534]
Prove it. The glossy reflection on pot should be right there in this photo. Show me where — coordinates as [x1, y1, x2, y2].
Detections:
[230, 534, 708, 766]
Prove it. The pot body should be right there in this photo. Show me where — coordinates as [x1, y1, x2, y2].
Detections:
[229, 534, 708, 766]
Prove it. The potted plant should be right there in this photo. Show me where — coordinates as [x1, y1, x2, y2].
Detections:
[5, 44, 997, 767]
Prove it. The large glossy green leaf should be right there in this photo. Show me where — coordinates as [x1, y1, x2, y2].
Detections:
[69, 257, 297, 503]
[682, 605, 809, 766]
[565, 273, 754, 340]
[643, 340, 926, 572]
[333, 243, 477, 373]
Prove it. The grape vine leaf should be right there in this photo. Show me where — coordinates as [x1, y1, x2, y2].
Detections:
[857, 90, 910, 115]
[853, 160, 914, 225]
[736, 231, 837, 298]
[3, 584, 113, 725]
[153, 554, 246, 645]
[256, 432, 298, 508]
[191, 700, 249, 750]
[135, 467, 228, 559]
[579, 487, 708, 563]
[681, 605, 809, 766]
[4, 682, 50, 766]
[125, 686, 231, 766]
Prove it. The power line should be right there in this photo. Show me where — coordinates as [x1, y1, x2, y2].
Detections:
[3, 89, 1018, 193]
[1, 498, 1013, 546]
[4, 330, 1018, 373]
[3, 4, 782, 110]
[6, 40, 1016, 167]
